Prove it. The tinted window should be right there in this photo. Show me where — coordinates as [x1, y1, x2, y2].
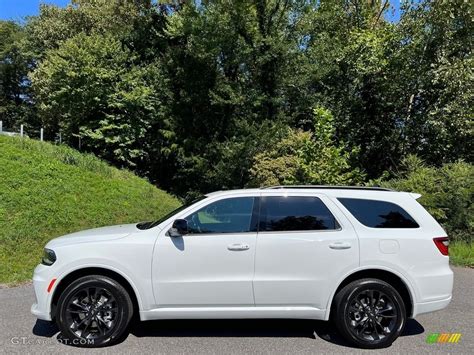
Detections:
[185, 197, 256, 234]
[338, 198, 419, 228]
[260, 196, 339, 231]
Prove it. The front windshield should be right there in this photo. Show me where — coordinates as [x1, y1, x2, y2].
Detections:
[137, 196, 206, 230]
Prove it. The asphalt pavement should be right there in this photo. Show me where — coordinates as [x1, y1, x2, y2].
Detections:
[0, 266, 472, 354]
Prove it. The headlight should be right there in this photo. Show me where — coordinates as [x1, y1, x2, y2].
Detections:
[41, 248, 56, 266]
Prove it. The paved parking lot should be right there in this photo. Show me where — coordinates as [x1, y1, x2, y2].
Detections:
[1, 266, 472, 354]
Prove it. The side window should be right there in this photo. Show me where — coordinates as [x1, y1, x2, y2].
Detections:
[185, 197, 256, 234]
[338, 198, 419, 228]
[260, 196, 340, 231]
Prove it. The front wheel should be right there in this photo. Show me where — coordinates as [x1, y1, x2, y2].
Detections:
[56, 275, 133, 347]
[333, 278, 406, 349]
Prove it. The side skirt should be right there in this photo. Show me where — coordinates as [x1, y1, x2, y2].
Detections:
[140, 306, 326, 321]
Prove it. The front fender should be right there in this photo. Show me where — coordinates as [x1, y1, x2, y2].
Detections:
[50, 261, 145, 312]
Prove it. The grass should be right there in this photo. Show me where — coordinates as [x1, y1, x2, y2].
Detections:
[0, 136, 180, 285]
[450, 242, 474, 267]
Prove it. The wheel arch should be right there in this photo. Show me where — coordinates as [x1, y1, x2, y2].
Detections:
[326, 268, 414, 320]
[50, 266, 141, 320]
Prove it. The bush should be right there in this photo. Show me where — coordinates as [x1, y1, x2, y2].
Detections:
[381, 155, 473, 244]
[249, 107, 366, 187]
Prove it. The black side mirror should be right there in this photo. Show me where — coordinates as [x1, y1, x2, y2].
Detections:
[169, 219, 188, 237]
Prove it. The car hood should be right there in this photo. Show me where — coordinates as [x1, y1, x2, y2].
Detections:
[46, 223, 139, 248]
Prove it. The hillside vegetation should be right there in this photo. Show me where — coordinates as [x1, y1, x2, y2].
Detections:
[0, 136, 180, 284]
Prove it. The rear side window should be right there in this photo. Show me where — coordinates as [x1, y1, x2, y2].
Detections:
[338, 198, 419, 228]
[259, 196, 340, 231]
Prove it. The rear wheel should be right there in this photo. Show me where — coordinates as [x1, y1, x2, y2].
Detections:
[333, 278, 406, 349]
[56, 275, 133, 347]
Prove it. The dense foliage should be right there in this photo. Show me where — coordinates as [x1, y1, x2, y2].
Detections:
[249, 107, 365, 186]
[0, 0, 472, 200]
[0, 135, 180, 284]
[381, 156, 473, 244]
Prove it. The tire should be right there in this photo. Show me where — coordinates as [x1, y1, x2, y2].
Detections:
[333, 278, 406, 349]
[56, 275, 133, 347]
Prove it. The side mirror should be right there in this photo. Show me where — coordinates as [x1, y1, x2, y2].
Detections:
[168, 219, 188, 237]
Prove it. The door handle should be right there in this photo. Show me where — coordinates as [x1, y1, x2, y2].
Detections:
[329, 242, 351, 250]
[227, 244, 250, 251]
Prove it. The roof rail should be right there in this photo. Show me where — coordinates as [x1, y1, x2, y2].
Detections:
[261, 185, 393, 191]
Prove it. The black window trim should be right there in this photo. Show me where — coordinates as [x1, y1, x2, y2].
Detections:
[257, 194, 343, 233]
[337, 197, 421, 229]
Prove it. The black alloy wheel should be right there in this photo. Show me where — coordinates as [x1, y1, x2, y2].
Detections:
[333, 278, 406, 349]
[56, 275, 133, 347]
[65, 286, 118, 339]
[346, 289, 398, 342]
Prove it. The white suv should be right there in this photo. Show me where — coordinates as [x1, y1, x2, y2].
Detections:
[31, 186, 453, 348]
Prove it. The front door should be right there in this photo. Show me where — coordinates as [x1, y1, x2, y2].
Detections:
[253, 192, 359, 311]
[153, 195, 258, 307]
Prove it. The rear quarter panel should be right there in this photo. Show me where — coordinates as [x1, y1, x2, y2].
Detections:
[330, 191, 453, 305]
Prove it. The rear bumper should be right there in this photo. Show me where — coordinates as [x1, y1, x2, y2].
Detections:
[413, 295, 452, 317]
[410, 261, 453, 317]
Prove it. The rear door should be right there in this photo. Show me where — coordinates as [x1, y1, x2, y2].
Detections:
[253, 192, 359, 310]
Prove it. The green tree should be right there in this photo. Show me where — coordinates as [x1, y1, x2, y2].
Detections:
[25, 0, 148, 55]
[27, 1, 172, 168]
[148, 0, 319, 195]
[30, 33, 168, 167]
[394, 0, 473, 164]
[0, 21, 34, 129]
[249, 107, 365, 186]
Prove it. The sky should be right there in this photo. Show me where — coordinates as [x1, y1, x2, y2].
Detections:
[0, 0, 402, 22]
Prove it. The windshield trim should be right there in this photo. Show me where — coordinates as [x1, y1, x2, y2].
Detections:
[136, 196, 206, 230]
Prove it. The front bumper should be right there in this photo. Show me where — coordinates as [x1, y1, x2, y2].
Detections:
[31, 302, 51, 321]
[31, 264, 55, 321]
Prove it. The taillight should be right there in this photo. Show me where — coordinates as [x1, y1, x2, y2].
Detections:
[433, 237, 449, 256]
